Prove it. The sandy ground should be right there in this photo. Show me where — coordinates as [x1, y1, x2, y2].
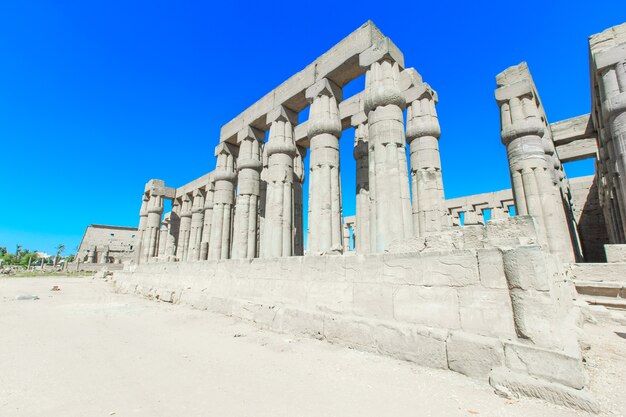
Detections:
[0, 277, 624, 417]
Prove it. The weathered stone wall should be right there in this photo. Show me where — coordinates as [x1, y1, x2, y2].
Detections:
[114, 219, 596, 411]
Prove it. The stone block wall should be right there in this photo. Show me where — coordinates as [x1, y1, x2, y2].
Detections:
[114, 234, 597, 411]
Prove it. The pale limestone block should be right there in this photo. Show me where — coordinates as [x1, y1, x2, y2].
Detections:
[275, 307, 324, 339]
[231, 277, 256, 299]
[231, 299, 281, 329]
[344, 254, 384, 283]
[393, 286, 461, 329]
[503, 341, 586, 390]
[488, 368, 600, 413]
[280, 256, 304, 279]
[207, 296, 233, 316]
[253, 279, 307, 306]
[352, 282, 394, 319]
[373, 322, 448, 369]
[382, 251, 479, 287]
[502, 246, 550, 291]
[604, 244, 626, 262]
[477, 248, 508, 289]
[323, 315, 378, 352]
[446, 331, 504, 378]
[248, 258, 268, 280]
[305, 281, 353, 314]
[302, 255, 347, 281]
[458, 288, 516, 338]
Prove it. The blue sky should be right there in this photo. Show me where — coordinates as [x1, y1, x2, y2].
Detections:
[1, 1, 624, 254]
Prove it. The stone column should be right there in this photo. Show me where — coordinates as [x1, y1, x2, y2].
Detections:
[232, 127, 264, 259]
[592, 32, 626, 242]
[406, 83, 446, 236]
[363, 59, 413, 252]
[262, 106, 298, 258]
[200, 181, 214, 260]
[188, 189, 205, 261]
[141, 192, 164, 262]
[496, 65, 574, 262]
[88, 245, 96, 263]
[166, 199, 181, 261]
[293, 145, 306, 256]
[352, 113, 371, 254]
[101, 246, 109, 264]
[136, 194, 149, 262]
[158, 213, 170, 257]
[176, 194, 192, 261]
[209, 143, 237, 260]
[306, 78, 343, 255]
[258, 146, 269, 258]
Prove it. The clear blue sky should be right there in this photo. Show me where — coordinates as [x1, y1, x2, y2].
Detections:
[1, 1, 624, 254]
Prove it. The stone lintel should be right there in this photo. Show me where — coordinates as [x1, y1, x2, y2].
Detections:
[550, 114, 596, 145]
[174, 172, 213, 199]
[555, 139, 598, 163]
[219, 21, 394, 143]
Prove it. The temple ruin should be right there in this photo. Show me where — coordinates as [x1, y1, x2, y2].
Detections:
[111, 21, 626, 412]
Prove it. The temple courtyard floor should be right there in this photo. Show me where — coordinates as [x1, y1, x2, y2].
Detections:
[1, 276, 624, 417]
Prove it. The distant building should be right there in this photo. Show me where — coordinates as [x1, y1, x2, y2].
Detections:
[76, 224, 137, 264]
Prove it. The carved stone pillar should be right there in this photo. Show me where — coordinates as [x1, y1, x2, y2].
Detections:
[262, 106, 298, 258]
[406, 83, 446, 236]
[363, 59, 413, 252]
[158, 213, 170, 258]
[167, 199, 181, 261]
[209, 143, 237, 260]
[232, 127, 264, 259]
[496, 64, 574, 261]
[141, 192, 164, 262]
[352, 113, 371, 254]
[200, 182, 214, 260]
[189, 189, 205, 261]
[306, 78, 343, 255]
[293, 145, 306, 256]
[258, 146, 269, 258]
[176, 194, 192, 261]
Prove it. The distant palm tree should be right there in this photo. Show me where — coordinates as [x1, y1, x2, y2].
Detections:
[54, 244, 65, 266]
[15, 244, 22, 262]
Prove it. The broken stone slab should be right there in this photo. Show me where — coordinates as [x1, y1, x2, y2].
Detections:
[446, 331, 504, 378]
[503, 341, 586, 390]
[489, 367, 600, 413]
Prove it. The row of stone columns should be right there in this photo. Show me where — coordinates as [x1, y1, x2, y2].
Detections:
[592, 34, 626, 244]
[138, 64, 451, 262]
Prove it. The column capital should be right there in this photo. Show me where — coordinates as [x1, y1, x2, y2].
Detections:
[364, 60, 405, 114]
[406, 83, 440, 141]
